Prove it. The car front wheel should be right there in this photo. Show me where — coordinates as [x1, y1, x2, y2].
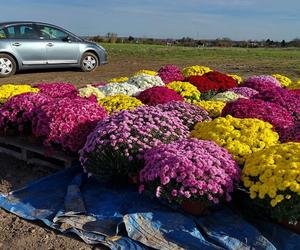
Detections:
[80, 52, 98, 72]
[0, 54, 17, 78]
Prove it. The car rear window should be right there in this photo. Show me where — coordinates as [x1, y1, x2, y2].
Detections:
[0, 28, 6, 39]
[3, 25, 39, 39]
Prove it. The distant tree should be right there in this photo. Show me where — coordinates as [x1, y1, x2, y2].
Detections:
[289, 38, 300, 47]
[128, 36, 135, 42]
[281, 40, 286, 47]
[106, 32, 118, 43]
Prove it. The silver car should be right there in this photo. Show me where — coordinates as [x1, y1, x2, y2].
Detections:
[0, 21, 107, 77]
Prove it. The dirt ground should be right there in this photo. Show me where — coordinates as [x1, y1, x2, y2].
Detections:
[0, 57, 167, 87]
[1, 56, 294, 87]
[0, 153, 109, 250]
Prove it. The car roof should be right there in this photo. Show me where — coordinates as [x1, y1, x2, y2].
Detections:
[0, 21, 82, 40]
[0, 21, 60, 27]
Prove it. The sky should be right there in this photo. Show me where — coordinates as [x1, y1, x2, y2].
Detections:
[1, 0, 300, 41]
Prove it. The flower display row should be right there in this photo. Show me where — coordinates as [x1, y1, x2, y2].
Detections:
[1, 69, 300, 228]
[0, 84, 39, 104]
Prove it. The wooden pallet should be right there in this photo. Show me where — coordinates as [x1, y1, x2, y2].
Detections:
[0, 136, 77, 169]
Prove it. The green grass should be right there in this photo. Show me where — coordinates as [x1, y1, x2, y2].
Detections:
[103, 43, 300, 78]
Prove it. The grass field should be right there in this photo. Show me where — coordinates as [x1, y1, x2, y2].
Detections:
[105, 43, 300, 78]
[0, 43, 299, 86]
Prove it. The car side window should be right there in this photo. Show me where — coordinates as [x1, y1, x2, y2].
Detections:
[0, 28, 6, 39]
[2, 25, 39, 39]
[37, 26, 74, 41]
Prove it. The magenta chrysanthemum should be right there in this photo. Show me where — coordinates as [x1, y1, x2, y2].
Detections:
[157, 65, 185, 84]
[137, 86, 184, 106]
[253, 88, 300, 119]
[222, 98, 294, 131]
[229, 87, 259, 98]
[34, 82, 78, 98]
[32, 97, 108, 152]
[0, 92, 52, 134]
[156, 101, 211, 130]
[242, 75, 281, 92]
[80, 106, 189, 180]
[139, 138, 240, 205]
[279, 123, 300, 143]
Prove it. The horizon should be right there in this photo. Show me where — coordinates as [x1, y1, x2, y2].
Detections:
[1, 0, 300, 41]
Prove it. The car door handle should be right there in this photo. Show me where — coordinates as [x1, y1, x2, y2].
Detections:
[46, 43, 54, 47]
[12, 42, 21, 47]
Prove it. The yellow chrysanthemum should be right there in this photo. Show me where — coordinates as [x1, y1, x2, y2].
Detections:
[191, 115, 279, 164]
[133, 70, 157, 77]
[287, 80, 300, 90]
[166, 81, 201, 103]
[194, 100, 226, 118]
[78, 85, 105, 101]
[272, 74, 292, 88]
[182, 65, 212, 78]
[98, 94, 143, 114]
[108, 77, 129, 83]
[0, 84, 39, 104]
[242, 143, 300, 207]
[227, 74, 243, 85]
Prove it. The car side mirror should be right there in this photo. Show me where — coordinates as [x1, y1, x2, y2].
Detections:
[62, 36, 72, 42]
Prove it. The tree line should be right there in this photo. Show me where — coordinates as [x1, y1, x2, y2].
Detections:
[87, 33, 300, 48]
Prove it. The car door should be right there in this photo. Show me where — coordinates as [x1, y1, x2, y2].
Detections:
[5, 23, 46, 65]
[36, 25, 80, 64]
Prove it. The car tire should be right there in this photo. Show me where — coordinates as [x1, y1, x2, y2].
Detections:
[0, 53, 17, 78]
[80, 52, 99, 72]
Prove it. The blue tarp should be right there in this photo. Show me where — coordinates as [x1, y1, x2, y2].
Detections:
[0, 166, 299, 250]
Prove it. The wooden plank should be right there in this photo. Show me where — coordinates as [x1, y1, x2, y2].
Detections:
[0, 136, 77, 168]
[0, 136, 75, 162]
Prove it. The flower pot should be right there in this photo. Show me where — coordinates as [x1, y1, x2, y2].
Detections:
[278, 220, 300, 234]
[182, 200, 208, 216]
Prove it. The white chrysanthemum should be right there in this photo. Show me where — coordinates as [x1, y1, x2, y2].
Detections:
[210, 91, 247, 103]
[127, 74, 164, 91]
[98, 82, 141, 97]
